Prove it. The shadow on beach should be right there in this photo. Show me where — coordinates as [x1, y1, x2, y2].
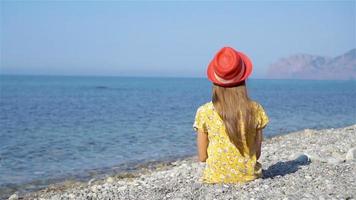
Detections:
[262, 155, 311, 179]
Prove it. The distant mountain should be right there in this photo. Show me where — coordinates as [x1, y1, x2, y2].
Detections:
[266, 49, 356, 80]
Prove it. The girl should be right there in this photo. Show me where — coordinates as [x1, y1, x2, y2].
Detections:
[193, 47, 269, 183]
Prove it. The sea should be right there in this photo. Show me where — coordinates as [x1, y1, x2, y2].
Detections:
[0, 75, 355, 196]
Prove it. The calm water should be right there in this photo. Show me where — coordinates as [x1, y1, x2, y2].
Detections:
[0, 75, 355, 194]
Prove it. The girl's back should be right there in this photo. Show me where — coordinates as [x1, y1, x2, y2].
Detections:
[193, 46, 269, 183]
[194, 100, 268, 183]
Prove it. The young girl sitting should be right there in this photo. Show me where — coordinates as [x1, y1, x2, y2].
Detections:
[193, 47, 269, 184]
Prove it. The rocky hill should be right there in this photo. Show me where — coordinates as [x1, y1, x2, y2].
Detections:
[267, 49, 356, 80]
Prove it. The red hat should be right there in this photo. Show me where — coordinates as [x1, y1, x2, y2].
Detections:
[207, 47, 253, 87]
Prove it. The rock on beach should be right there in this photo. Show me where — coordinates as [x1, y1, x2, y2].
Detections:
[15, 125, 356, 200]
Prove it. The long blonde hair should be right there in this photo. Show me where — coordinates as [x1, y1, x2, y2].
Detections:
[212, 82, 256, 156]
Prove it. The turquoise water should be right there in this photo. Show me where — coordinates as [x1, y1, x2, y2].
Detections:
[0, 75, 355, 194]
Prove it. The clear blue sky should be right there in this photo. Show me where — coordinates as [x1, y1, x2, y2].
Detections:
[1, 1, 355, 78]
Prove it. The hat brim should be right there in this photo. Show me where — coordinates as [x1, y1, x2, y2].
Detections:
[207, 51, 253, 87]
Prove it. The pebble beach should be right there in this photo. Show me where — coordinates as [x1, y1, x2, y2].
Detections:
[9, 124, 356, 200]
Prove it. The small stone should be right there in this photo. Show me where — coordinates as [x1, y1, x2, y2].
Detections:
[106, 177, 114, 183]
[304, 193, 313, 198]
[193, 183, 201, 190]
[118, 185, 127, 191]
[88, 178, 96, 185]
[305, 175, 312, 180]
[327, 157, 344, 165]
[289, 153, 311, 164]
[90, 185, 98, 192]
[304, 129, 313, 135]
[304, 153, 325, 163]
[296, 154, 310, 164]
[318, 195, 326, 200]
[326, 183, 334, 189]
[8, 193, 18, 200]
[345, 147, 356, 161]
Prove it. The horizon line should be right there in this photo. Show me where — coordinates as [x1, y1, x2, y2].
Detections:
[0, 73, 355, 81]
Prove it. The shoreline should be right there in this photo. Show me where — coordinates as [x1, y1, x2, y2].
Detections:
[6, 124, 356, 199]
[0, 154, 195, 200]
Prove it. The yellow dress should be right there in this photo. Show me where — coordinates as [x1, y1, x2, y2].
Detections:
[193, 101, 269, 183]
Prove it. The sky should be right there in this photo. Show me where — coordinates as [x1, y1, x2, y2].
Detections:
[0, 1, 355, 78]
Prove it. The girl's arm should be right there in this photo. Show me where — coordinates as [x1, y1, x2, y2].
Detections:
[256, 129, 263, 160]
[196, 130, 209, 162]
